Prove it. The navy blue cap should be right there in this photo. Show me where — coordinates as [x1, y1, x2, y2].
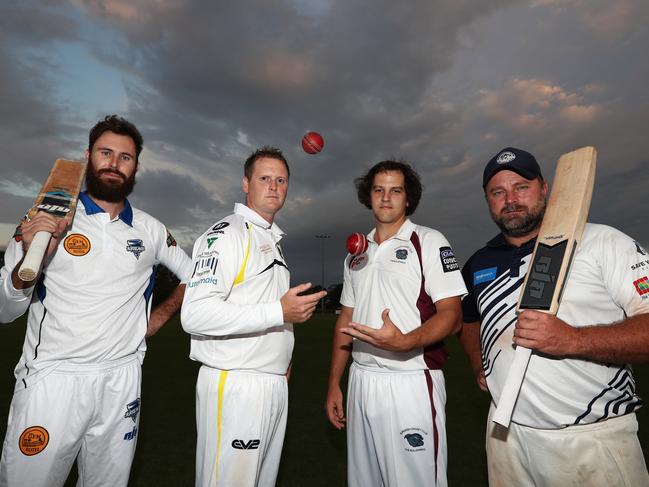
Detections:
[483, 147, 543, 188]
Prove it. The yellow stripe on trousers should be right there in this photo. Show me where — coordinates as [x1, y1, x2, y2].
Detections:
[215, 370, 228, 480]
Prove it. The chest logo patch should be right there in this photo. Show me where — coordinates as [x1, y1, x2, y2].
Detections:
[64, 234, 91, 256]
[19, 426, 49, 456]
[474, 267, 497, 285]
[126, 239, 146, 259]
[395, 248, 408, 260]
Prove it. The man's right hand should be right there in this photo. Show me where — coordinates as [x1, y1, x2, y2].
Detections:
[19, 213, 67, 258]
[280, 282, 326, 323]
[325, 384, 346, 429]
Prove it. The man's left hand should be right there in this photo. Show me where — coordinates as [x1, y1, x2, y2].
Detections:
[514, 310, 578, 356]
[340, 309, 413, 352]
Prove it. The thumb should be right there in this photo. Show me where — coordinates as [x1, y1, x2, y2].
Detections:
[381, 308, 391, 324]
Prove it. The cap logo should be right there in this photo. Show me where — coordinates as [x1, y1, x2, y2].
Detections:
[496, 151, 516, 164]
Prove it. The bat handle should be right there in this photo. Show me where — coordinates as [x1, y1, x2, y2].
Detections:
[17, 231, 52, 282]
[492, 345, 533, 427]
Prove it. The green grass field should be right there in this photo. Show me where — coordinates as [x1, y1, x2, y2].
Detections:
[0, 313, 647, 486]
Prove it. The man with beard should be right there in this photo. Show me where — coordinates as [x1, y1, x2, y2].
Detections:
[0, 115, 191, 486]
[460, 147, 649, 486]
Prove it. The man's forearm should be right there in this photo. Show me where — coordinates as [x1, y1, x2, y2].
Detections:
[328, 308, 354, 386]
[404, 300, 462, 350]
[572, 313, 649, 364]
[458, 321, 483, 374]
[148, 284, 186, 336]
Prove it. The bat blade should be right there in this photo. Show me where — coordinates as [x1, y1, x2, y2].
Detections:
[492, 146, 597, 427]
[17, 159, 87, 281]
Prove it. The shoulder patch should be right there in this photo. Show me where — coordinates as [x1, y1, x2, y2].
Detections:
[166, 230, 177, 247]
[439, 246, 459, 273]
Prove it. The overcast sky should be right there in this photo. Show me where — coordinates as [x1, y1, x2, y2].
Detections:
[1, 0, 647, 286]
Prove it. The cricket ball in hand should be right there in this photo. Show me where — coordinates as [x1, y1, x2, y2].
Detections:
[346, 232, 368, 256]
[301, 131, 324, 154]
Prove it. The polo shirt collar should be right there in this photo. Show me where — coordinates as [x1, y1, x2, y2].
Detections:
[486, 232, 536, 250]
[234, 203, 285, 238]
[79, 191, 134, 227]
[367, 219, 415, 243]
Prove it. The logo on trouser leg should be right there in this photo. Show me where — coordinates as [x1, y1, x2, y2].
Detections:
[124, 399, 140, 423]
[19, 426, 49, 456]
[401, 427, 428, 452]
[232, 439, 260, 450]
[124, 426, 138, 441]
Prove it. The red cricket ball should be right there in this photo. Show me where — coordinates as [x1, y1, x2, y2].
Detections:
[346, 232, 368, 256]
[301, 131, 324, 154]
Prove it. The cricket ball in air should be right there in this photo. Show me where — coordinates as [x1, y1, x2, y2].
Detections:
[301, 131, 324, 154]
[346, 232, 368, 256]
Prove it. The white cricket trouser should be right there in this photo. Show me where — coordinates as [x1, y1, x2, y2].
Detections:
[486, 403, 649, 487]
[0, 355, 141, 487]
[347, 363, 447, 487]
[195, 366, 288, 487]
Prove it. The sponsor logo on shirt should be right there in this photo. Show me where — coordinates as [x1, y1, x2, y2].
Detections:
[188, 276, 218, 288]
[474, 267, 497, 285]
[232, 439, 260, 450]
[166, 230, 177, 247]
[439, 246, 459, 272]
[64, 234, 91, 256]
[634, 276, 649, 296]
[631, 260, 649, 271]
[635, 241, 647, 256]
[192, 255, 218, 277]
[19, 426, 49, 456]
[259, 244, 273, 254]
[208, 222, 230, 236]
[207, 236, 219, 249]
[124, 426, 138, 441]
[126, 239, 146, 259]
[400, 427, 428, 452]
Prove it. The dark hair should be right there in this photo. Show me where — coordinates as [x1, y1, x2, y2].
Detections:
[88, 115, 143, 162]
[243, 146, 290, 179]
[354, 160, 422, 216]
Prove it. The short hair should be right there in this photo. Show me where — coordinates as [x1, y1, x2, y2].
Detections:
[243, 146, 290, 180]
[354, 160, 422, 216]
[88, 115, 143, 162]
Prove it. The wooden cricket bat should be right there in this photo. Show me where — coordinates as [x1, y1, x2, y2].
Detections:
[492, 146, 597, 427]
[17, 159, 87, 281]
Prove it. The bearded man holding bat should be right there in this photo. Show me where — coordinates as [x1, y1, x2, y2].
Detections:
[0, 115, 191, 487]
[459, 147, 649, 486]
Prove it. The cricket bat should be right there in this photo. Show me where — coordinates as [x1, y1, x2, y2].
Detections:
[492, 146, 597, 427]
[17, 159, 87, 281]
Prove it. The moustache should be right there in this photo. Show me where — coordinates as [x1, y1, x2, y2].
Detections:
[501, 204, 527, 215]
[97, 168, 126, 181]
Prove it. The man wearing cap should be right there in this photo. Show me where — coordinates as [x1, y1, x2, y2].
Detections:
[459, 147, 649, 486]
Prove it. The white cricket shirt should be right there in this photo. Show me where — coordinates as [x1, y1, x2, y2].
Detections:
[181, 203, 293, 375]
[0, 192, 192, 387]
[340, 219, 467, 371]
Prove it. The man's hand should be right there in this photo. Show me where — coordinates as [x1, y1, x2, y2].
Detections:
[325, 384, 346, 429]
[20, 213, 68, 258]
[340, 309, 414, 352]
[475, 368, 488, 392]
[514, 310, 578, 357]
[280, 282, 327, 323]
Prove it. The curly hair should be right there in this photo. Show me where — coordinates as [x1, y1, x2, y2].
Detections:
[354, 160, 422, 216]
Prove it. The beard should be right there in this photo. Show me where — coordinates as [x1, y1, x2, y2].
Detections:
[490, 196, 547, 238]
[85, 163, 136, 203]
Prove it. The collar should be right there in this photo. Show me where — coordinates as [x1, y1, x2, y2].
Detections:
[486, 232, 536, 250]
[234, 203, 285, 237]
[79, 191, 134, 227]
[367, 218, 415, 243]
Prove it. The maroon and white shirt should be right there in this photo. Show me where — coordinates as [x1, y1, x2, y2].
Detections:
[341, 219, 467, 371]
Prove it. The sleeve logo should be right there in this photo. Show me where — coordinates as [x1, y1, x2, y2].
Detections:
[439, 246, 459, 272]
[634, 276, 649, 296]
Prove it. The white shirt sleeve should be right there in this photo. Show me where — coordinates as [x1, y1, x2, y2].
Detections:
[180, 220, 284, 336]
[154, 225, 193, 283]
[421, 229, 468, 303]
[0, 238, 34, 324]
[339, 255, 355, 308]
